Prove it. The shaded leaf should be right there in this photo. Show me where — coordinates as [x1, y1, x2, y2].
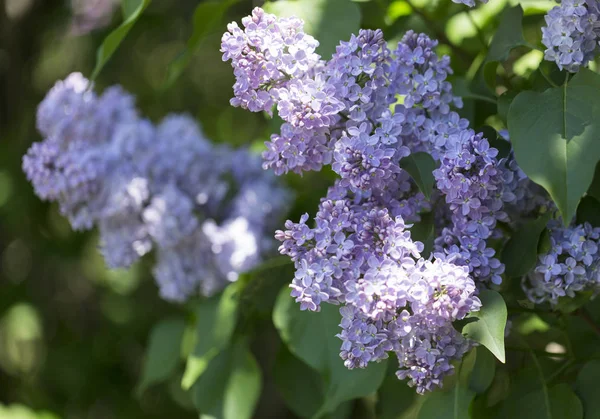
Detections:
[418, 388, 475, 419]
[274, 345, 325, 418]
[164, 0, 238, 88]
[137, 317, 186, 395]
[499, 383, 583, 419]
[508, 68, 600, 225]
[181, 282, 240, 390]
[410, 211, 434, 259]
[501, 212, 551, 278]
[469, 346, 496, 394]
[577, 196, 600, 227]
[273, 289, 387, 415]
[483, 5, 526, 91]
[575, 360, 600, 419]
[91, 0, 151, 81]
[463, 290, 507, 363]
[400, 152, 437, 200]
[263, 0, 361, 57]
[192, 339, 261, 419]
[376, 367, 419, 419]
[223, 348, 262, 419]
[556, 290, 593, 314]
[587, 162, 600, 202]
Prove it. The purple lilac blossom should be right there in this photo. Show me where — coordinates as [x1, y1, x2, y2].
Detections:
[24, 73, 291, 302]
[224, 9, 501, 392]
[452, 0, 489, 7]
[523, 220, 600, 304]
[542, 0, 600, 72]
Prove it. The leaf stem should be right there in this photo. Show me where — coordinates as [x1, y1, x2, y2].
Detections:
[461, 94, 497, 105]
[562, 72, 568, 139]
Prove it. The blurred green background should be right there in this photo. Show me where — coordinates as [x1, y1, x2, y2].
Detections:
[0, 0, 562, 417]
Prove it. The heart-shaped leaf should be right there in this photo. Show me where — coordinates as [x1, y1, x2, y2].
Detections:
[508, 68, 600, 225]
[463, 290, 507, 363]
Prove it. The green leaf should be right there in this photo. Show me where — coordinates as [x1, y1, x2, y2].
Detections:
[418, 359, 476, 419]
[497, 90, 517, 124]
[483, 5, 526, 91]
[273, 288, 387, 415]
[508, 68, 600, 225]
[223, 347, 262, 419]
[90, 0, 151, 81]
[577, 196, 600, 227]
[192, 339, 261, 419]
[263, 0, 361, 57]
[410, 211, 434, 259]
[274, 345, 325, 418]
[501, 212, 552, 278]
[376, 366, 419, 419]
[499, 383, 583, 419]
[463, 290, 507, 363]
[136, 317, 186, 395]
[575, 360, 600, 419]
[469, 346, 496, 394]
[181, 282, 240, 390]
[556, 290, 593, 314]
[587, 163, 600, 202]
[485, 368, 510, 407]
[399, 152, 437, 200]
[418, 387, 475, 419]
[164, 0, 238, 88]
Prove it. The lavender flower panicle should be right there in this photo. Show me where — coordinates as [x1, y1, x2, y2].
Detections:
[223, 10, 496, 391]
[542, 0, 600, 72]
[24, 73, 291, 302]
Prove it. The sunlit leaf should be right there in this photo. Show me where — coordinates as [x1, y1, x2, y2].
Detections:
[181, 282, 240, 390]
[263, 0, 361, 57]
[137, 317, 186, 395]
[192, 339, 261, 419]
[575, 360, 600, 419]
[463, 290, 507, 363]
[164, 0, 238, 88]
[508, 68, 600, 225]
[91, 0, 151, 81]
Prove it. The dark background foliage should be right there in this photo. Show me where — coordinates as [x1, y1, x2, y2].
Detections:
[2, 0, 600, 418]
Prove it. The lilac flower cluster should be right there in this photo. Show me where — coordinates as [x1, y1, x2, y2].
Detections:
[523, 220, 600, 304]
[542, 0, 600, 72]
[223, 9, 503, 392]
[23, 73, 290, 301]
[452, 0, 488, 7]
[276, 183, 480, 393]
